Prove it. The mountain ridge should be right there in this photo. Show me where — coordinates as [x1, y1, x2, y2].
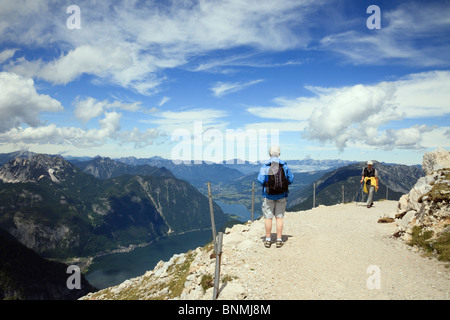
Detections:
[0, 154, 227, 260]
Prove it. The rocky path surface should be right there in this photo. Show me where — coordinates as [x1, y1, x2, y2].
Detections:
[218, 200, 449, 300]
[81, 200, 449, 300]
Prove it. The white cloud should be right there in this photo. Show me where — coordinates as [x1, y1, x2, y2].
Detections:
[1, 0, 320, 94]
[141, 108, 229, 135]
[0, 110, 163, 149]
[394, 71, 450, 118]
[7, 45, 139, 88]
[74, 97, 106, 123]
[158, 97, 171, 107]
[0, 48, 17, 64]
[245, 121, 307, 132]
[247, 70, 450, 151]
[319, 2, 450, 66]
[73, 97, 142, 123]
[305, 82, 401, 150]
[0, 72, 63, 132]
[120, 128, 160, 149]
[0, 112, 121, 146]
[210, 79, 264, 97]
[247, 95, 317, 121]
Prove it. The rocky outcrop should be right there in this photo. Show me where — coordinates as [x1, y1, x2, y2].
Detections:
[80, 222, 260, 300]
[422, 147, 450, 175]
[394, 148, 450, 242]
[0, 154, 77, 183]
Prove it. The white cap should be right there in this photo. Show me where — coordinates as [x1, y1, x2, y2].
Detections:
[367, 160, 374, 165]
[269, 145, 280, 157]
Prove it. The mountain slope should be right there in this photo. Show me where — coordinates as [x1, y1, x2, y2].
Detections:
[0, 228, 96, 300]
[0, 154, 227, 259]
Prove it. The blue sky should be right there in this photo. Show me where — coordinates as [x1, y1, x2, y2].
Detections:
[0, 0, 449, 165]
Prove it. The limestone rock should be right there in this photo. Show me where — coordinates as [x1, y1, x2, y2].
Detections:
[422, 147, 450, 175]
[395, 148, 450, 243]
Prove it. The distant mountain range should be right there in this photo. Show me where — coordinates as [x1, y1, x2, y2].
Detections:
[0, 153, 227, 260]
[0, 151, 425, 299]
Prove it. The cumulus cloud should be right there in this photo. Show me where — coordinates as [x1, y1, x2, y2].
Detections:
[120, 128, 160, 149]
[73, 96, 142, 123]
[305, 82, 401, 150]
[247, 70, 450, 151]
[0, 110, 160, 149]
[0, 71, 161, 149]
[0, 112, 121, 147]
[0, 72, 63, 132]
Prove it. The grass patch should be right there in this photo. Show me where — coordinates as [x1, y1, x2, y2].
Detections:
[433, 229, 450, 262]
[165, 251, 195, 299]
[200, 274, 214, 292]
[409, 226, 450, 263]
[409, 226, 434, 253]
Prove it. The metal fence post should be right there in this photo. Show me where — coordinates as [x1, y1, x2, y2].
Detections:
[313, 182, 316, 208]
[251, 181, 255, 222]
[212, 232, 223, 300]
[207, 182, 216, 241]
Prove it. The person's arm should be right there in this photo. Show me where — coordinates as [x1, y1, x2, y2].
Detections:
[375, 169, 379, 190]
[284, 164, 294, 185]
[257, 166, 267, 186]
[360, 168, 365, 184]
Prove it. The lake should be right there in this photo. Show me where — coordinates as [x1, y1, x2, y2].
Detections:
[85, 229, 213, 289]
[215, 200, 262, 222]
[85, 201, 259, 290]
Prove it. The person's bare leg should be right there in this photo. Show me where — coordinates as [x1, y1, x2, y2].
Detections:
[276, 217, 283, 240]
[265, 218, 272, 239]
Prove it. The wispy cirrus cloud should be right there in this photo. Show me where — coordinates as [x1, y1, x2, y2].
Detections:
[158, 97, 171, 107]
[141, 108, 228, 133]
[210, 79, 264, 97]
[0, 49, 17, 64]
[319, 2, 450, 66]
[2, 0, 319, 95]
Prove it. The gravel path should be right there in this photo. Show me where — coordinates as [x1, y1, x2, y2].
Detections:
[220, 200, 449, 300]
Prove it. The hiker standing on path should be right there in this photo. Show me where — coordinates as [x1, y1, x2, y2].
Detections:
[257, 146, 294, 248]
[360, 160, 379, 208]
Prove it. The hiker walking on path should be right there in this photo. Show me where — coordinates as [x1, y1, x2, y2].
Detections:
[360, 160, 379, 208]
[257, 146, 294, 248]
